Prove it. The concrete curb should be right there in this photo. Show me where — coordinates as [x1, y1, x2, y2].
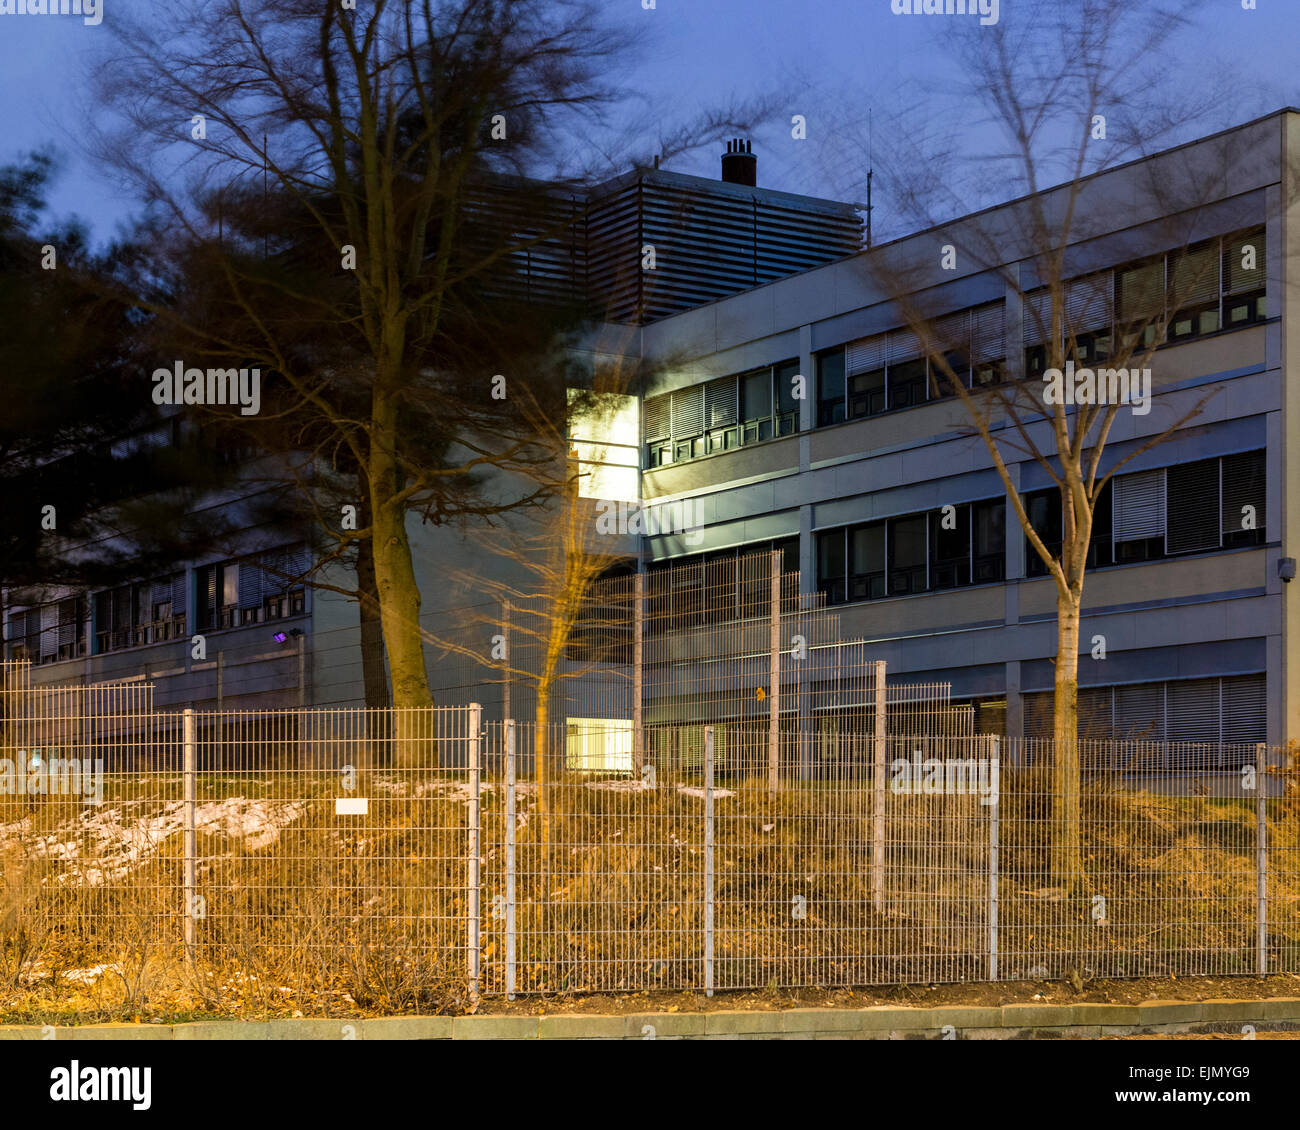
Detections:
[3, 998, 1299, 1040]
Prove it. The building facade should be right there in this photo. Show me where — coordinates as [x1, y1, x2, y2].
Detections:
[631, 110, 1299, 746]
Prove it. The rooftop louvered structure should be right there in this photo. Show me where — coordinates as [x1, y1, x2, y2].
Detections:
[583, 168, 864, 324]
[477, 157, 864, 325]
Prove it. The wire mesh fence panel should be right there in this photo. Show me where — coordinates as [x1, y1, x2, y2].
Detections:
[181, 706, 479, 1013]
[1, 681, 483, 1015]
[3, 652, 1298, 1009]
[0, 667, 175, 1001]
[481, 721, 706, 996]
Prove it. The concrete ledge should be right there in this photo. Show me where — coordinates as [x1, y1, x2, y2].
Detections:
[1255, 998, 1300, 1020]
[1001, 1004, 1077, 1027]
[540, 1015, 625, 1040]
[174, 1022, 273, 1040]
[266, 1019, 354, 1040]
[3, 996, 1298, 1039]
[364, 1017, 453, 1040]
[1135, 1001, 1205, 1025]
[452, 1015, 539, 1040]
[625, 1013, 706, 1039]
[704, 1010, 784, 1037]
[68, 1025, 174, 1040]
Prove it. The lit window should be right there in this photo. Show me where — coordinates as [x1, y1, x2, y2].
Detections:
[568, 390, 640, 502]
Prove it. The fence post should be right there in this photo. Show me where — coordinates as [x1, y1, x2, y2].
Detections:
[1256, 741, 1267, 977]
[988, 734, 1000, 982]
[215, 651, 223, 763]
[501, 600, 511, 724]
[633, 572, 644, 773]
[505, 718, 517, 1001]
[704, 724, 715, 998]
[467, 703, 482, 1002]
[872, 659, 887, 912]
[768, 549, 780, 794]
[183, 707, 197, 961]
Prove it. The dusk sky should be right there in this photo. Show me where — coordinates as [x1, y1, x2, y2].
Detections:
[0, 0, 1295, 245]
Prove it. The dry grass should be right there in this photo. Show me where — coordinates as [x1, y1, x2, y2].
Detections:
[1, 766, 1297, 1021]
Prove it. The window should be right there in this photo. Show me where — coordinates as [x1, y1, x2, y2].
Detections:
[887, 515, 927, 595]
[1022, 228, 1267, 379]
[197, 547, 308, 631]
[775, 360, 800, 434]
[930, 505, 970, 590]
[821, 302, 1006, 424]
[741, 368, 773, 442]
[817, 349, 846, 427]
[1116, 256, 1165, 351]
[1024, 489, 1062, 577]
[569, 390, 640, 501]
[1167, 242, 1220, 340]
[648, 361, 801, 465]
[1166, 458, 1220, 554]
[648, 538, 799, 628]
[1022, 451, 1264, 576]
[6, 608, 40, 662]
[565, 718, 633, 773]
[1022, 674, 1266, 768]
[973, 500, 1007, 582]
[1223, 228, 1266, 327]
[849, 522, 886, 600]
[818, 499, 1006, 605]
[1112, 469, 1164, 561]
[1222, 450, 1265, 547]
[817, 528, 847, 605]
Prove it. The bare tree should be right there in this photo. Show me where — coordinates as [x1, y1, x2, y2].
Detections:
[88, 0, 773, 767]
[839, 0, 1251, 888]
[426, 358, 644, 838]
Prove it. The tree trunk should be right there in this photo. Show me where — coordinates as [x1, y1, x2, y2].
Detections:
[356, 528, 390, 769]
[1052, 587, 1084, 892]
[370, 497, 434, 767]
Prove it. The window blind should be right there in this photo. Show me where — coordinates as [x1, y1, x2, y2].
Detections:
[1112, 469, 1166, 542]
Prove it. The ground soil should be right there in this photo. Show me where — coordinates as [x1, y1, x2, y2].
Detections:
[470, 972, 1300, 1016]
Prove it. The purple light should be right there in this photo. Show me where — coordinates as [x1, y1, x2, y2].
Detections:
[273, 631, 287, 643]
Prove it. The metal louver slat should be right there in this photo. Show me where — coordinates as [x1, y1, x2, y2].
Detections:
[932, 310, 969, 353]
[1166, 678, 1220, 744]
[670, 385, 703, 438]
[971, 302, 1005, 361]
[58, 603, 77, 646]
[1169, 243, 1219, 307]
[1077, 686, 1114, 740]
[1165, 459, 1220, 553]
[1117, 258, 1165, 321]
[172, 572, 188, 615]
[1064, 274, 1113, 335]
[1221, 450, 1265, 538]
[644, 395, 670, 441]
[40, 605, 57, 654]
[1224, 229, 1265, 295]
[237, 561, 261, 610]
[1022, 289, 1052, 347]
[1114, 683, 1165, 740]
[888, 327, 921, 363]
[846, 333, 886, 377]
[1022, 691, 1053, 739]
[1221, 674, 1266, 745]
[704, 376, 738, 428]
[1112, 469, 1166, 542]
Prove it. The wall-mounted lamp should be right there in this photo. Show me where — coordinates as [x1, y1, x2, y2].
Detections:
[1279, 557, 1296, 583]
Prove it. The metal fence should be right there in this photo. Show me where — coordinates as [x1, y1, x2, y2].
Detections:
[1, 670, 1297, 1013]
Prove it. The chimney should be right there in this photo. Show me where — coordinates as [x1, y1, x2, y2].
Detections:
[720, 138, 756, 186]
